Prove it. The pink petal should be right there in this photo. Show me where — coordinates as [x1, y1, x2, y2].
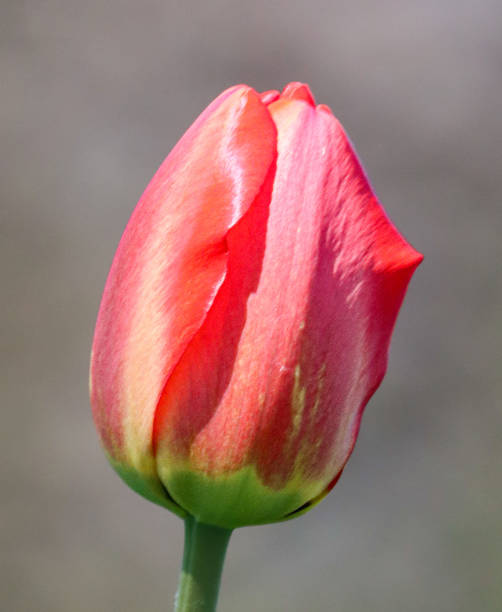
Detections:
[90, 86, 277, 484]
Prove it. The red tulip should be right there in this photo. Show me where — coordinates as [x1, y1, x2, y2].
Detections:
[90, 82, 422, 528]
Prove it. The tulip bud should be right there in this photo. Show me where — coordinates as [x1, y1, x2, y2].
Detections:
[90, 83, 422, 529]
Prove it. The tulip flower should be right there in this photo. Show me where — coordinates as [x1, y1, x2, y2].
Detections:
[90, 82, 422, 611]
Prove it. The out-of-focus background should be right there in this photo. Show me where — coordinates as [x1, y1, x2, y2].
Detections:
[1, 1, 501, 610]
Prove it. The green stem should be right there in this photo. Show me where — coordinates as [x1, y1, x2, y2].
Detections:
[174, 516, 233, 612]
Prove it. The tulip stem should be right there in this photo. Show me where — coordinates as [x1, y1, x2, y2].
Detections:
[174, 516, 232, 612]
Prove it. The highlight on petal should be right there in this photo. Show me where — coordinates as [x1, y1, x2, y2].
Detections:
[260, 90, 280, 105]
[90, 86, 277, 507]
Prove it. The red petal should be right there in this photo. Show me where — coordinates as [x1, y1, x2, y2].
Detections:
[153, 159, 276, 465]
[90, 86, 277, 475]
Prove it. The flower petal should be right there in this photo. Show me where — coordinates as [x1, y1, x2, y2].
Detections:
[281, 82, 316, 106]
[90, 86, 277, 500]
[244, 96, 422, 493]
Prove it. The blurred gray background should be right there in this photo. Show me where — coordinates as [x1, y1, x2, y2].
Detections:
[1, 1, 501, 611]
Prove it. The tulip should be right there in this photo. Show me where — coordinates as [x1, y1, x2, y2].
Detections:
[90, 82, 422, 611]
